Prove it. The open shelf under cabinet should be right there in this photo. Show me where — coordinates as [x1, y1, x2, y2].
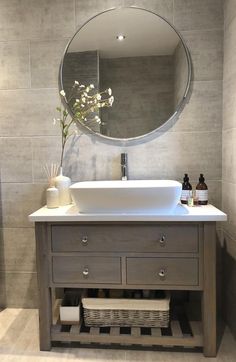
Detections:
[51, 306, 203, 349]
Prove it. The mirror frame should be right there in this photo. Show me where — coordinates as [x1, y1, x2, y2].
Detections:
[59, 6, 192, 145]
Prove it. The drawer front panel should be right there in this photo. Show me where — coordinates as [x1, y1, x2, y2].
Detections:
[51, 224, 199, 253]
[127, 257, 199, 286]
[52, 256, 121, 284]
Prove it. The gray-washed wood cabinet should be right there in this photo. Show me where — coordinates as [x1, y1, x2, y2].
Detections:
[35, 221, 216, 357]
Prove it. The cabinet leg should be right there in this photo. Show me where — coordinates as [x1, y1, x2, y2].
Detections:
[202, 223, 216, 357]
[38, 287, 52, 351]
[35, 223, 52, 351]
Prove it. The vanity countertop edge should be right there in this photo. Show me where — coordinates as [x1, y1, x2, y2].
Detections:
[29, 204, 227, 222]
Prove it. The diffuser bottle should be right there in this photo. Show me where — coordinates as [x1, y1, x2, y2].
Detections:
[44, 163, 59, 209]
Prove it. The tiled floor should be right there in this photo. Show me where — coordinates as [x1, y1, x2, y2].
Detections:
[0, 309, 235, 361]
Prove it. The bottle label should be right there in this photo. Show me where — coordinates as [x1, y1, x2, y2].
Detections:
[196, 190, 208, 201]
[181, 190, 192, 201]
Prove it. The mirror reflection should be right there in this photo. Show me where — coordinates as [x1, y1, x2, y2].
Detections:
[60, 7, 190, 140]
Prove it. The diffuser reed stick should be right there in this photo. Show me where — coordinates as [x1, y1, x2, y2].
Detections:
[43, 163, 59, 187]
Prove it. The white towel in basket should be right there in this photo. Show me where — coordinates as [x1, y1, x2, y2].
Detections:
[82, 295, 170, 311]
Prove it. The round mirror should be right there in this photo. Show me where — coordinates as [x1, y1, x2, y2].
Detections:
[60, 7, 191, 143]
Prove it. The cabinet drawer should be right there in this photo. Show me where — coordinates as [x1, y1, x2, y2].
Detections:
[52, 256, 121, 284]
[51, 224, 199, 253]
[127, 257, 199, 286]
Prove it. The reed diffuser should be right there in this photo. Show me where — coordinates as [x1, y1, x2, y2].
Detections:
[43, 163, 60, 208]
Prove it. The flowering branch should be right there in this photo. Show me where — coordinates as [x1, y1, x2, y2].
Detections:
[54, 81, 114, 168]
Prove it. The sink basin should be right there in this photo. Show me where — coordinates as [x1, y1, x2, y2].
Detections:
[70, 180, 182, 214]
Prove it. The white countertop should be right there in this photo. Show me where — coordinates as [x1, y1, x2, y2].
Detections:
[29, 203, 227, 222]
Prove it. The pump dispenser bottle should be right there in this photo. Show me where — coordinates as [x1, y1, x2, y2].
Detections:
[181, 174, 192, 204]
[196, 174, 208, 205]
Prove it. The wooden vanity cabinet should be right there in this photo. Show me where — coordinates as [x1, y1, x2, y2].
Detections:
[35, 221, 216, 357]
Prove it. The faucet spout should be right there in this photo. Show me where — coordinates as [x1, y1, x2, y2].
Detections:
[121, 153, 128, 180]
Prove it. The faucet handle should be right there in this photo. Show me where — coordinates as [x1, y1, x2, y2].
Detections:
[121, 153, 128, 180]
[121, 153, 127, 164]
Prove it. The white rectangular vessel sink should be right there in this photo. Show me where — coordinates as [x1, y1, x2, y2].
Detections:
[70, 180, 182, 214]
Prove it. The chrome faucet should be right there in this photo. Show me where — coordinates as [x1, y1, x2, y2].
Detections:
[121, 153, 128, 180]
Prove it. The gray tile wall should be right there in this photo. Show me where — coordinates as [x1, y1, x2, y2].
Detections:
[100, 55, 175, 138]
[0, 0, 223, 308]
[222, 0, 236, 338]
[62, 50, 100, 131]
[63, 51, 99, 96]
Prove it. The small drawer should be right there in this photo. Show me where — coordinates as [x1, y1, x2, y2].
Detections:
[127, 257, 199, 286]
[51, 224, 199, 253]
[52, 256, 121, 284]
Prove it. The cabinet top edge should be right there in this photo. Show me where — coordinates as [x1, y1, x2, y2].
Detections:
[29, 204, 227, 223]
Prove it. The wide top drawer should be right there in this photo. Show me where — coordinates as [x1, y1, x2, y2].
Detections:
[51, 224, 199, 253]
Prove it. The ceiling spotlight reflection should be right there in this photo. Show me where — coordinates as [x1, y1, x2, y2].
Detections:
[116, 35, 126, 41]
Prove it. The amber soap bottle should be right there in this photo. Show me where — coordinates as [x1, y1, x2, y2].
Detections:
[196, 174, 208, 205]
[181, 174, 192, 204]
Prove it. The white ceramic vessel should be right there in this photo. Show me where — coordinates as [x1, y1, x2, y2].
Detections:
[70, 180, 182, 214]
[55, 167, 72, 206]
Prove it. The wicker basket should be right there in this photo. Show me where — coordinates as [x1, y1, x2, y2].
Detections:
[82, 293, 170, 328]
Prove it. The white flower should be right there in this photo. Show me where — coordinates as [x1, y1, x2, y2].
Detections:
[109, 96, 114, 105]
[74, 80, 79, 85]
[79, 85, 85, 88]
[60, 90, 66, 97]
[81, 104, 85, 108]
[107, 88, 112, 96]
[96, 94, 102, 100]
[86, 87, 90, 92]
[95, 115, 101, 123]
[81, 97, 86, 103]
[90, 84, 95, 89]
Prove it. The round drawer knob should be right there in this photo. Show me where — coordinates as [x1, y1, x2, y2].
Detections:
[81, 236, 88, 245]
[159, 235, 166, 246]
[158, 268, 166, 278]
[83, 268, 89, 277]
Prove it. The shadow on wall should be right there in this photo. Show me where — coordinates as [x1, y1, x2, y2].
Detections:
[64, 134, 83, 180]
[0, 169, 6, 309]
[21, 274, 38, 309]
